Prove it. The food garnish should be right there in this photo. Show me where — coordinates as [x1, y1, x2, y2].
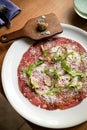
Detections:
[18, 37, 87, 110]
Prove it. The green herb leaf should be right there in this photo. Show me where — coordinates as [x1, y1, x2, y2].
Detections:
[41, 45, 50, 58]
[61, 60, 86, 78]
[22, 59, 44, 76]
[51, 51, 73, 63]
[27, 80, 33, 88]
[35, 59, 44, 66]
[43, 67, 59, 88]
[26, 64, 35, 76]
[52, 55, 62, 62]
[66, 51, 74, 58]
[70, 71, 86, 78]
[22, 64, 35, 76]
[61, 60, 71, 73]
[43, 87, 63, 95]
[51, 78, 58, 88]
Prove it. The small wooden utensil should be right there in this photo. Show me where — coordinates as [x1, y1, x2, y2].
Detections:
[0, 13, 63, 43]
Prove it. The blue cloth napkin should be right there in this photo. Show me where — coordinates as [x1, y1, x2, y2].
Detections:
[0, 0, 21, 25]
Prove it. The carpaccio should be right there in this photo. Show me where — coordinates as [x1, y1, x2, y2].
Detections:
[17, 37, 87, 110]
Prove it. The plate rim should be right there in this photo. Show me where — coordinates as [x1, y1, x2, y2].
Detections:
[1, 23, 87, 129]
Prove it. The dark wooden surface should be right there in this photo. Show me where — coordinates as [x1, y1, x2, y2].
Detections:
[0, 93, 32, 130]
[0, 0, 87, 130]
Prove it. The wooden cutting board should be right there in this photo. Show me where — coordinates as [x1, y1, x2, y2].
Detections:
[0, 13, 63, 43]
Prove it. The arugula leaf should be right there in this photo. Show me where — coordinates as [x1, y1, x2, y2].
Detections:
[43, 87, 63, 95]
[70, 71, 86, 77]
[35, 59, 44, 66]
[61, 60, 86, 78]
[52, 55, 63, 62]
[22, 64, 35, 76]
[27, 80, 33, 88]
[41, 45, 50, 58]
[51, 78, 58, 88]
[52, 51, 73, 63]
[61, 60, 71, 73]
[43, 67, 59, 88]
[65, 51, 74, 58]
[27, 79, 38, 93]
[22, 59, 44, 76]
[66, 79, 83, 91]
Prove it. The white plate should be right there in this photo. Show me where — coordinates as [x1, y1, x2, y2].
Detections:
[1, 24, 87, 129]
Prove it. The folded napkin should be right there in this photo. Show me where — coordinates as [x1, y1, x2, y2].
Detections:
[0, 0, 21, 25]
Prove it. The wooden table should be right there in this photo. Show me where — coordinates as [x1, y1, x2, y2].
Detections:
[0, 0, 87, 130]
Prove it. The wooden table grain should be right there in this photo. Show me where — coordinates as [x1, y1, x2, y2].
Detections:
[0, 0, 87, 130]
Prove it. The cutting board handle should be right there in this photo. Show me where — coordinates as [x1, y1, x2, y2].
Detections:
[0, 29, 24, 43]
